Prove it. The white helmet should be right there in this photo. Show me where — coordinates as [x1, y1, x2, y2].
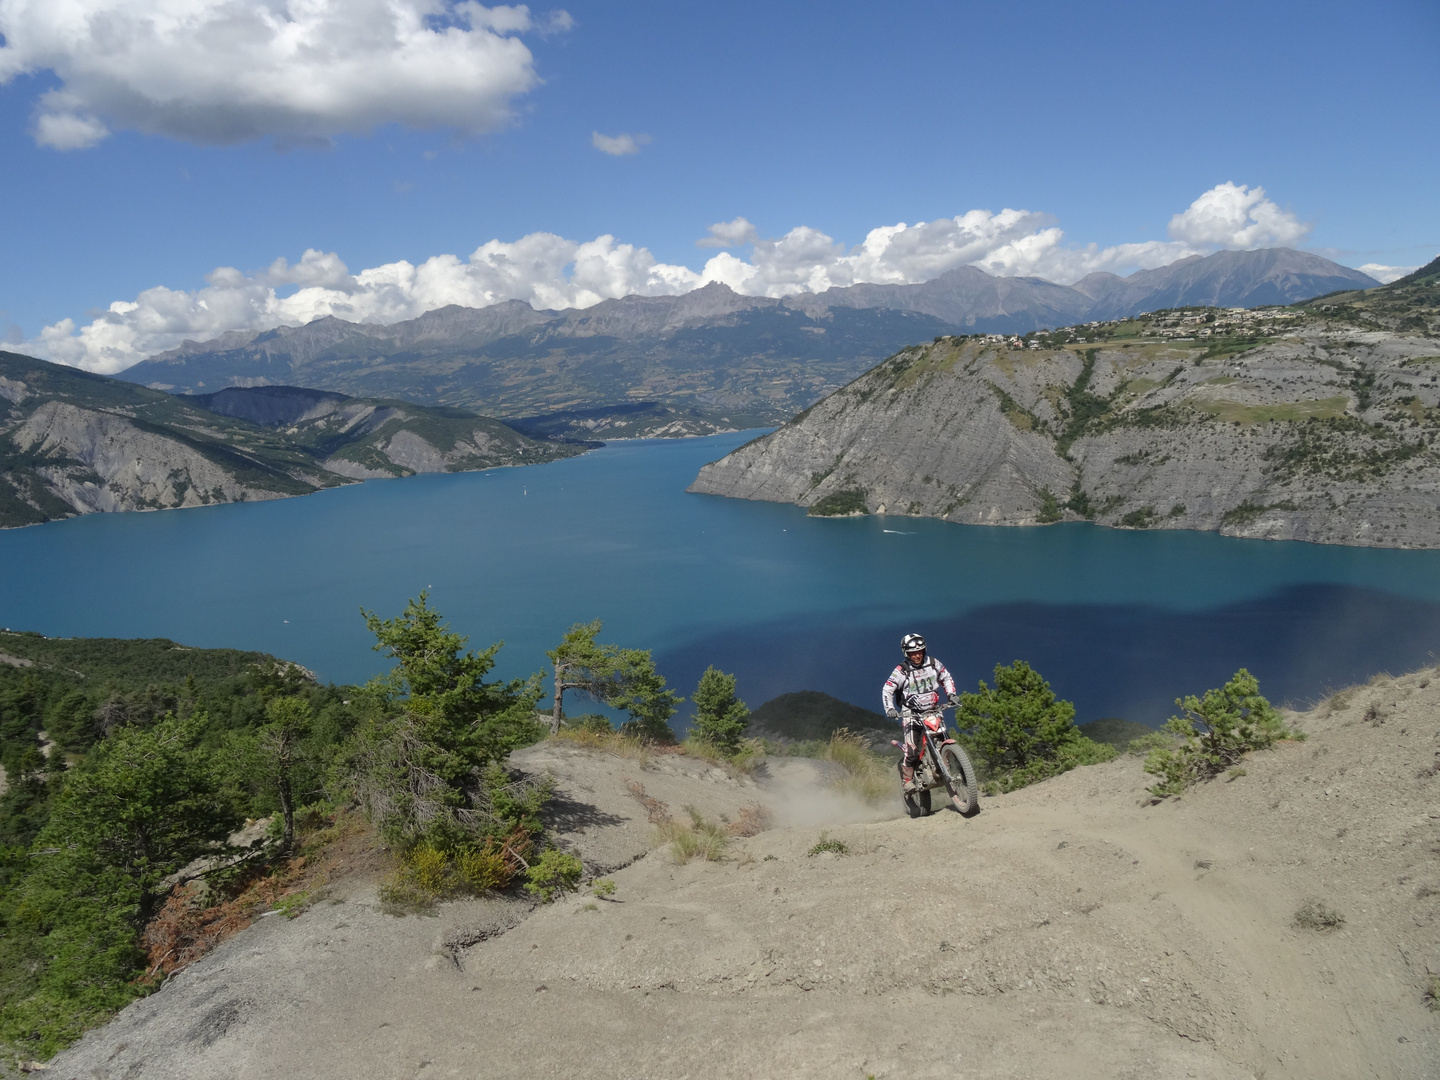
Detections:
[901, 633, 926, 658]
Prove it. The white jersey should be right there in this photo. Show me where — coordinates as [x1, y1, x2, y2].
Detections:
[882, 657, 956, 717]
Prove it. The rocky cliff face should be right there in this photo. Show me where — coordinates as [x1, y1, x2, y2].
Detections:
[10, 401, 297, 514]
[691, 291, 1440, 549]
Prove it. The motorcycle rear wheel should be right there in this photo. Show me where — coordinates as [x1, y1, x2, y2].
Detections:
[940, 743, 980, 816]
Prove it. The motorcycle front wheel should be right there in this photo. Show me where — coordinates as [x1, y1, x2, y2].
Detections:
[940, 743, 979, 816]
[899, 761, 933, 818]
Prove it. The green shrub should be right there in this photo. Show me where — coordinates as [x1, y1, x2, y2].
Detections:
[568, 713, 613, 733]
[354, 593, 544, 845]
[1126, 731, 1181, 757]
[1119, 506, 1157, 528]
[997, 736, 1116, 791]
[1036, 488, 1062, 524]
[809, 489, 868, 516]
[380, 827, 530, 913]
[409, 844, 451, 893]
[523, 849, 583, 902]
[1143, 669, 1298, 797]
[956, 661, 1116, 792]
[807, 833, 848, 857]
[592, 878, 616, 899]
[456, 845, 512, 892]
[548, 620, 682, 743]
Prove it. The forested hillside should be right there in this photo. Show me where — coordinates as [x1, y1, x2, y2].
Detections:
[0, 607, 548, 1058]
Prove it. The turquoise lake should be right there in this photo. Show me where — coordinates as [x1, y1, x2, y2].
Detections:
[3, 431, 1439, 728]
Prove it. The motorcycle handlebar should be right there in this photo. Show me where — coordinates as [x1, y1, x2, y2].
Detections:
[898, 702, 955, 718]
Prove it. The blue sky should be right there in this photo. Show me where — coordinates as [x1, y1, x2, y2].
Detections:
[1, 0, 1436, 372]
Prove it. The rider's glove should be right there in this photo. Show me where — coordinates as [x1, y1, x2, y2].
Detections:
[885, 707, 899, 721]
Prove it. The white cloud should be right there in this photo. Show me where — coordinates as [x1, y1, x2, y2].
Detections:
[693, 208, 1197, 294]
[1357, 263, 1419, 285]
[0, 1, 569, 148]
[26, 237, 705, 374]
[591, 131, 650, 156]
[1167, 181, 1310, 248]
[33, 109, 110, 151]
[539, 10, 575, 33]
[25, 182, 1350, 375]
[696, 217, 759, 248]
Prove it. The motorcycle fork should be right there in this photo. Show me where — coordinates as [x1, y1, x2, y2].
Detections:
[921, 738, 941, 788]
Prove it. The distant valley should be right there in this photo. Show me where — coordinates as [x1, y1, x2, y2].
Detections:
[0, 356, 580, 528]
[691, 257, 1440, 549]
[117, 248, 1375, 438]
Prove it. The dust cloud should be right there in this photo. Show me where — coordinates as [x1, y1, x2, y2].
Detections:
[756, 757, 903, 827]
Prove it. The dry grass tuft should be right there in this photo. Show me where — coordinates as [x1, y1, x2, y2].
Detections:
[656, 805, 729, 863]
[727, 803, 773, 837]
[551, 726, 652, 766]
[1293, 899, 1345, 932]
[822, 729, 894, 804]
[680, 736, 765, 775]
[1320, 688, 1355, 714]
[624, 779, 671, 824]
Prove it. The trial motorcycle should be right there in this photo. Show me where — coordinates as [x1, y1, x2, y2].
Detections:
[890, 705, 979, 818]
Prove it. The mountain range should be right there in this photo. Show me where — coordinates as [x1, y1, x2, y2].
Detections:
[116, 249, 1377, 436]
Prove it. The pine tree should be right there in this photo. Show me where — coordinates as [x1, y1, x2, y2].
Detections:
[955, 660, 1111, 790]
[355, 593, 541, 842]
[546, 621, 681, 742]
[690, 666, 749, 754]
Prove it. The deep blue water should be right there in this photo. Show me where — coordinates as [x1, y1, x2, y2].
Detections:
[3, 431, 1439, 728]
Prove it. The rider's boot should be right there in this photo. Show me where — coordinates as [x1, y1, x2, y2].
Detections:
[901, 761, 917, 793]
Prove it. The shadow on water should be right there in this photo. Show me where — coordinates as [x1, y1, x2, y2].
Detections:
[656, 583, 1440, 729]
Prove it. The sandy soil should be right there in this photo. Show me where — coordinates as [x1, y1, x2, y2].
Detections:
[49, 670, 1440, 1079]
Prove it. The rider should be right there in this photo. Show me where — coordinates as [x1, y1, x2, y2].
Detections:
[882, 633, 957, 792]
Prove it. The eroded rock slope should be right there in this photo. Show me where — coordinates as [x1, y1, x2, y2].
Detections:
[0, 354, 579, 527]
[692, 283, 1440, 548]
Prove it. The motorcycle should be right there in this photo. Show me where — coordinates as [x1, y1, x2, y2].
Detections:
[890, 705, 979, 818]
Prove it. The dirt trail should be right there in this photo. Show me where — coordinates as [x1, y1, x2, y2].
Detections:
[50, 672, 1440, 1079]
